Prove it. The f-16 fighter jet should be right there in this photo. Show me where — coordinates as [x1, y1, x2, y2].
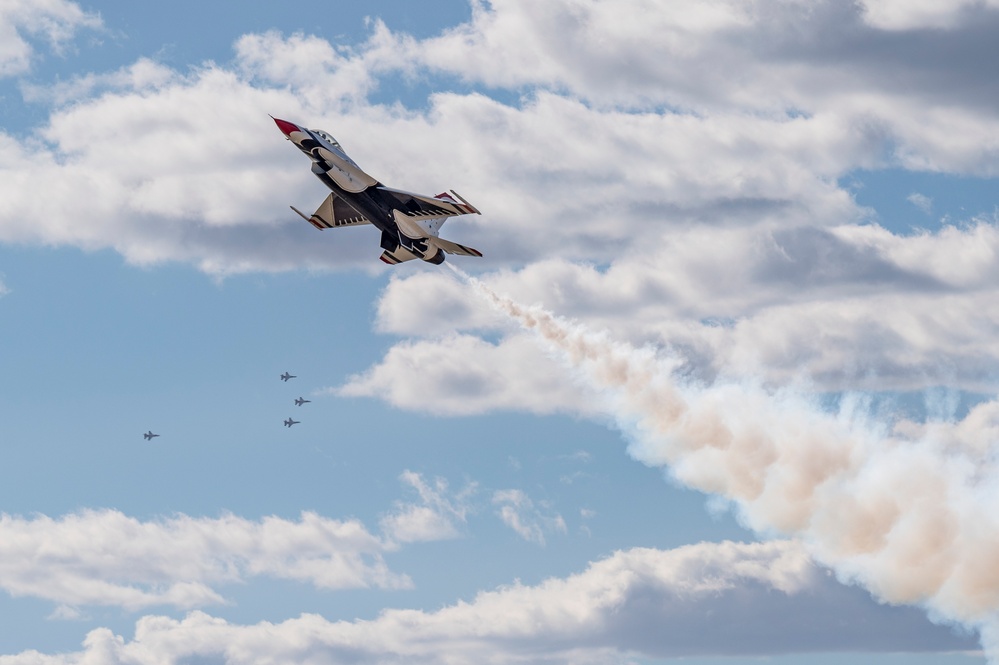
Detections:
[284, 418, 300, 428]
[272, 117, 483, 265]
[143, 431, 159, 440]
[280, 372, 296, 382]
[295, 397, 311, 406]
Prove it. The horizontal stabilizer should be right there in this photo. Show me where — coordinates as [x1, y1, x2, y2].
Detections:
[291, 192, 370, 230]
[379, 246, 421, 265]
[430, 236, 483, 257]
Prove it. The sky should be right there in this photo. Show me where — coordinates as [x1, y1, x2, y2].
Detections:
[1, 0, 999, 663]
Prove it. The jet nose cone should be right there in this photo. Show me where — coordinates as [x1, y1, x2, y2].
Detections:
[272, 116, 300, 136]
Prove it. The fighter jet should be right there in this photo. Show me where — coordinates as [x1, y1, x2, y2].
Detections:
[284, 418, 300, 428]
[272, 117, 483, 265]
[143, 431, 159, 440]
[295, 397, 311, 406]
[280, 372, 296, 382]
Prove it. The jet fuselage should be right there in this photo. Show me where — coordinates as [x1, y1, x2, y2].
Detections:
[273, 117, 449, 264]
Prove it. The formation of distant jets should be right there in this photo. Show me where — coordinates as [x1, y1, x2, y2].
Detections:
[281, 371, 308, 427]
[143, 371, 310, 439]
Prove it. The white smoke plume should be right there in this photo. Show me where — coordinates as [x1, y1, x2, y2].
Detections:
[445, 263, 999, 657]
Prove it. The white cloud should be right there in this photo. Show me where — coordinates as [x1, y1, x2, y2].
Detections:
[907, 192, 933, 215]
[336, 332, 603, 416]
[380, 470, 476, 545]
[0, 0, 101, 77]
[0, 509, 409, 611]
[0, 540, 975, 664]
[492, 489, 566, 546]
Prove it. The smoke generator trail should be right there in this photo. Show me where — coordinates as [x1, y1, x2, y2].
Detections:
[446, 262, 999, 659]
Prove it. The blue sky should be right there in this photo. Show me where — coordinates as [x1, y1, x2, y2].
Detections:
[1, 1, 999, 663]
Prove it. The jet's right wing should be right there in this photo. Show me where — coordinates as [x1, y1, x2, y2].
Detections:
[291, 192, 371, 230]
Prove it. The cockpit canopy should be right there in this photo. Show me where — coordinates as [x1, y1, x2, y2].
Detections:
[310, 128, 362, 169]
[310, 129, 342, 150]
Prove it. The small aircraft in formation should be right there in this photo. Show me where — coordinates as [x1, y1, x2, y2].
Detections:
[273, 116, 483, 265]
[282, 372, 310, 427]
[145, 371, 309, 438]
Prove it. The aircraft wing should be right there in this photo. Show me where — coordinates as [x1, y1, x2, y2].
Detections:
[291, 192, 371, 230]
[377, 187, 481, 218]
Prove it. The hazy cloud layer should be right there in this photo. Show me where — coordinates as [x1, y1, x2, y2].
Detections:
[0, 540, 975, 664]
[0, 509, 409, 610]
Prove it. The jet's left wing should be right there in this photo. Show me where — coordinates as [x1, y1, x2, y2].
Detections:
[291, 192, 371, 230]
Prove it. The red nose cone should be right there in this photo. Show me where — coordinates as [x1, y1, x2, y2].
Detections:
[272, 116, 301, 136]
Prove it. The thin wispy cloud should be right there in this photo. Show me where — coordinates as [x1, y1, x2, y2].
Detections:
[493, 489, 566, 546]
[380, 470, 476, 545]
[908, 192, 933, 215]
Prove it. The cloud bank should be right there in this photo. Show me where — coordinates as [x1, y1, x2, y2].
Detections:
[0, 509, 409, 611]
[0, 541, 974, 664]
[456, 270, 999, 657]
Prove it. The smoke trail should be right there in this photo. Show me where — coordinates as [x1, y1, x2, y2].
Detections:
[445, 263, 999, 656]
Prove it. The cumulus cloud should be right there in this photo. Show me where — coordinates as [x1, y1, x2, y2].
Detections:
[0, 0, 101, 77]
[3, 0, 999, 275]
[0, 541, 975, 664]
[0, 509, 409, 611]
[357, 217, 999, 406]
[380, 470, 476, 544]
[492, 489, 566, 546]
[336, 331, 603, 416]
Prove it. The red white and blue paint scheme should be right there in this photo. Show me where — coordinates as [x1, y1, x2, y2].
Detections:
[272, 116, 482, 265]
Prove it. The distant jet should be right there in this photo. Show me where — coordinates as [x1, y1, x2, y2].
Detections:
[143, 431, 159, 441]
[280, 372, 296, 382]
[295, 397, 311, 406]
[273, 116, 482, 265]
[284, 418, 300, 428]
